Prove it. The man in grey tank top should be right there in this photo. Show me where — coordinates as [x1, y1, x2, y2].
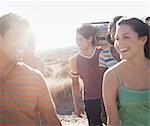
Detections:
[69, 24, 106, 126]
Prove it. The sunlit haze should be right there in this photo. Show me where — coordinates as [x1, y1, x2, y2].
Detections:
[0, 0, 149, 52]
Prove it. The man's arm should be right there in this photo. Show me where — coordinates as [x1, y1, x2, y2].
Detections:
[69, 55, 83, 117]
[37, 75, 62, 126]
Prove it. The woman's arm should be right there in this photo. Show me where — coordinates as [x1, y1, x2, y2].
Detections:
[102, 69, 120, 126]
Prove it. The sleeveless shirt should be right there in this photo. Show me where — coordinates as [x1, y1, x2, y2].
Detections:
[115, 69, 150, 126]
[77, 48, 103, 100]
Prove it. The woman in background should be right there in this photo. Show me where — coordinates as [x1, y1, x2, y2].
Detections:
[99, 16, 123, 69]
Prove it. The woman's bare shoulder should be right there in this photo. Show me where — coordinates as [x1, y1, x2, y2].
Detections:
[103, 60, 126, 89]
[104, 60, 124, 75]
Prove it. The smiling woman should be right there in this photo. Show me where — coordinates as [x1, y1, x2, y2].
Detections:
[102, 17, 150, 126]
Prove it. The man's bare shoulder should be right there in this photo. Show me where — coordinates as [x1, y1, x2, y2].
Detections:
[68, 53, 79, 74]
[16, 62, 44, 79]
[69, 53, 79, 63]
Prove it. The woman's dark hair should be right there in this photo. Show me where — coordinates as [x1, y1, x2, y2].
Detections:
[107, 16, 123, 45]
[108, 16, 123, 33]
[106, 34, 114, 45]
[144, 16, 150, 24]
[117, 18, 150, 59]
[76, 23, 97, 46]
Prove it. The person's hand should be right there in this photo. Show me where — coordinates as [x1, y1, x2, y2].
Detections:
[101, 102, 107, 125]
[101, 111, 107, 125]
[74, 106, 84, 118]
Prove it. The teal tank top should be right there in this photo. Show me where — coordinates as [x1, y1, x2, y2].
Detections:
[116, 69, 150, 126]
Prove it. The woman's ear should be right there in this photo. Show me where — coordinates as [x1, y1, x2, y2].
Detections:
[141, 36, 148, 45]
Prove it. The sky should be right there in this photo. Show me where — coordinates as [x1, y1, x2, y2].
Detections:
[0, 0, 149, 51]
